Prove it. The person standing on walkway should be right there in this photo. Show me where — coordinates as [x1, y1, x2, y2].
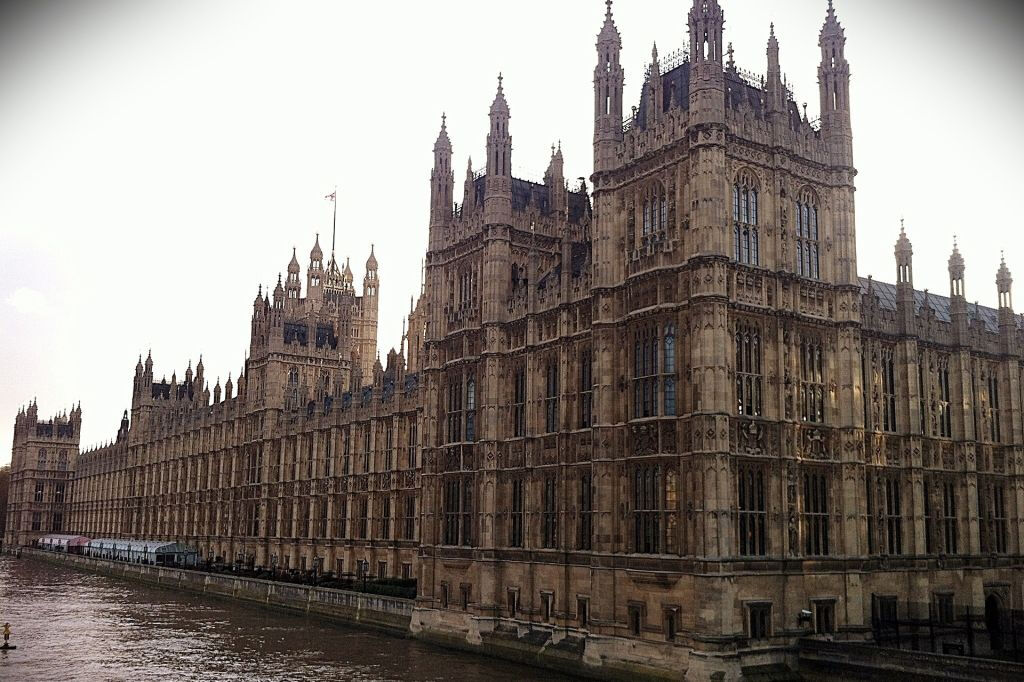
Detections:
[2, 622, 10, 646]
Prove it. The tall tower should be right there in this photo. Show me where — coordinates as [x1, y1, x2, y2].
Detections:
[484, 75, 512, 227]
[5, 401, 81, 547]
[819, 1, 857, 284]
[818, 0, 852, 164]
[593, 0, 623, 174]
[359, 246, 379, 382]
[429, 114, 454, 252]
[687, 0, 727, 256]
[482, 76, 513, 324]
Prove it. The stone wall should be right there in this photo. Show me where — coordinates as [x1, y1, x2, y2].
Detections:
[799, 637, 1024, 682]
[18, 548, 413, 635]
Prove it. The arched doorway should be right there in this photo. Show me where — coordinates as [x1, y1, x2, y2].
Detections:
[985, 594, 1003, 652]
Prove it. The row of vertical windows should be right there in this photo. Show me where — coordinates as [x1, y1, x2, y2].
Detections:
[633, 325, 676, 418]
[442, 478, 473, 546]
[795, 199, 820, 279]
[800, 339, 825, 423]
[735, 325, 762, 416]
[733, 182, 759, 265]
[446, 377, 475, 443]
[642, 191, 667, 236]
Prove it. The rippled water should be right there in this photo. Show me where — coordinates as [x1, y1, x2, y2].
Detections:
[0, 556, 573, 681]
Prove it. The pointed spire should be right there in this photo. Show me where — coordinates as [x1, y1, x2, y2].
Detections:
[490, 72, 509, 116]
[599, 0, 620, 43]
[434, 112, 452, 152]
[366, 243, 377, 272]
[288, 247, 300, 274]
[726, 42, 735, 71]
[310, 233, 323, 262]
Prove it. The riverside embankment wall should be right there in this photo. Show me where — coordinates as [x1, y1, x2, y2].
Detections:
[16, 548, 413, 634]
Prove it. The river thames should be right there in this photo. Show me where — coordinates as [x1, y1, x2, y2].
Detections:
[0, 556, 575, 681]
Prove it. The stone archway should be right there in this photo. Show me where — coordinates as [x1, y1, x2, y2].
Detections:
[985, 593, 1003, 652]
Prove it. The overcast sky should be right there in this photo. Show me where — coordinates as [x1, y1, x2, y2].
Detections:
[1, 0, 1022, 462]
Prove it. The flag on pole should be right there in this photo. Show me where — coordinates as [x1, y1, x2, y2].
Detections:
[325, 191, 336, 201]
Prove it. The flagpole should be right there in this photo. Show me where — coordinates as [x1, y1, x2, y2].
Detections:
[331, 184, 337, 258]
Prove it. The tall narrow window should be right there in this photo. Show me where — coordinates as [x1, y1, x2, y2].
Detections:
[663, 324, 676, 416]
[795, 191, 820, 279]
[403, 495, 416, 540]
[883, 476, 902, 555]
[358, 497, 368, 539]
[736, 324, 763, 416]
[465, 378, 476, 442]
[579, 350, 593, 428]
[407, 417, 417, 469]
[634, 464, 663, 554]
[443, 478, 472, 546]
[513, 367, 526, 437]
[380, 495, 391, 540]
[936, 357, 952, 438]
[510, 478, 524, 547]
[737, 462, 767, 556]
[800, 337, 825, 423]
[545, 362, 559, 433]
[866, 475, 877, 554]
[881, 348, 897, 432]
[447, 379, 463, 443]
[802, 470, 830, 556]
[542, 474, 558, 548]
[941, 480, 958, 554]
[733, 173, 759, 265]
[578, 473, 593, 551]
[385, 423, 394, 470]
[633, 326, 658, 418]
[979, 479, 1007, 555]
[987, 371, 1001, 442]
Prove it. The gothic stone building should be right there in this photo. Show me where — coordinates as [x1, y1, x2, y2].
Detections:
[6, 1, 1024, 679]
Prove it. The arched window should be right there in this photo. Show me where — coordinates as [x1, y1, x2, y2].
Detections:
[641, 184, 667, 238]
[796, 189, 820, 279]
[732, 171, 759, 265]
[465, 378, 476, 442]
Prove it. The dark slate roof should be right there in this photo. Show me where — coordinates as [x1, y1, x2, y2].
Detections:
[473, 176, 590, 223]
[635, 63, 803, 131]
[859, 277, 1021, 333]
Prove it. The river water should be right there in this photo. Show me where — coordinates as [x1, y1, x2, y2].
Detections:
[0, 555, 574, 681]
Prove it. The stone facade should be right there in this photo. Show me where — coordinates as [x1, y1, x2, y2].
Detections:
[4, 402, 80, 547]
[5, 1, 1024, 679]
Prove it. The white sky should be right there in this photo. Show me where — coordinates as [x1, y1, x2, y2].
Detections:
[1, 0, 1022, 462]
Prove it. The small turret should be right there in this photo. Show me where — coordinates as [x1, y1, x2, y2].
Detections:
[593, 0, 623, 174]
[819, 0, 852, 163]
[213, 377, 222, 404]
[948, 238, 965, 299]
[997, 254, 1013, 311]
[484, 74, 513, 226]
[766, 23, 784, 119]
[224, 373, 234, 401]
[308, 234, 324, 302]
[429, 113, 455, 251]
[544, 142, 566, 216]
[285, 248, 301, 300]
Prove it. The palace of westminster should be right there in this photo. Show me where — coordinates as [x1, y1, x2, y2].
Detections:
[6, 1, 1023, 677]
